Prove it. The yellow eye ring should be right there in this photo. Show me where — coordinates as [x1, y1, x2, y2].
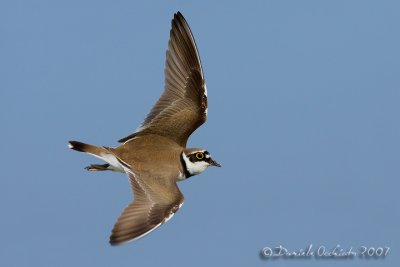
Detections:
[195, 152, 204, 160]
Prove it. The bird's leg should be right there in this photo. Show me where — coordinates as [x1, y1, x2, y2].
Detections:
[85, 163, 111, 171]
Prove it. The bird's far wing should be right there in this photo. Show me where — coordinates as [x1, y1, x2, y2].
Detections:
[109, 171, 184, 245]
[119, 12, 207, 147]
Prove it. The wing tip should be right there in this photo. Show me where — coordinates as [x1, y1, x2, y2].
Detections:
[175, 11, 183, 18]
[109, 222, 164, 246]
[173, 11, 188, 26]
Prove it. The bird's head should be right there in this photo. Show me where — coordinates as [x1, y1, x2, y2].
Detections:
[181, 148, 221, 177]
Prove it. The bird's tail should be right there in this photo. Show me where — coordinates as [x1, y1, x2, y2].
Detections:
[68, 140, 126, 173]
[68, 140, 107, 157]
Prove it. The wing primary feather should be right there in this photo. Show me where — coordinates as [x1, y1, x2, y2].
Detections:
[109, 172, 184, 245]
[119, 12, 207, 147]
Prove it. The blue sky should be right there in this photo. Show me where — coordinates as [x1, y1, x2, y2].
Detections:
[1, 1, 399, 266]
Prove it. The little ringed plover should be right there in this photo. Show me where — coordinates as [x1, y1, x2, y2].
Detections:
[68, 12, 220, 245]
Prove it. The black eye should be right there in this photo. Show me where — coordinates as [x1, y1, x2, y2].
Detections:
[195, 152, 204, 160]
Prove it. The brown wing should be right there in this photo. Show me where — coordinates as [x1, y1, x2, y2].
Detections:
[119, 12, 207, 147]
[109, 171, 184, 245]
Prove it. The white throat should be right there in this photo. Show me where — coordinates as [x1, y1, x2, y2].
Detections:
[181, 152, 209, 177]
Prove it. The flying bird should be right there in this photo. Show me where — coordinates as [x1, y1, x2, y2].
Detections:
[68, 12, 220, 245]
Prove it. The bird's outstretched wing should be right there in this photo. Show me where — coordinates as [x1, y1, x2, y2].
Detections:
[109, 171, 184, 245]
[119, 12, 207, 147]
